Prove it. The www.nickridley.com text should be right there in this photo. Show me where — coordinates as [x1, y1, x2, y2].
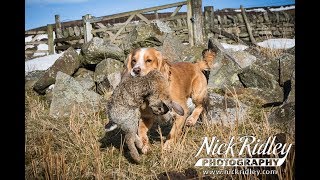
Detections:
[203, 168, 277, 176]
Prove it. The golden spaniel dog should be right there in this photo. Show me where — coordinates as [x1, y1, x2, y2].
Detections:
[122, 40, 216, 152]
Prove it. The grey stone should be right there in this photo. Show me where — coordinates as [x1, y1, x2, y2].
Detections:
[25, 70, 46, 90]
[240, 87, 284, 105]
[273, 30, 282, 36]
[94, 58, 124, 90]
[238, 63, 284, 102]
[49, 71, 102, 118]
[238, 64, 278, 89]
[229, 51, 257, 68]
[268, 102, 295, 135]
[205, 92, 248, 126]
[33, 47, 80, 94]
[207, 50, 243, 89]
[285, 69, 295, 103]
[73, 68, 95, 90]
[259, 31, 272, 35]
[160, 33, 187, 62]
[278, 53, 295, 86]
[81, 37, 125, 65]
[238, 32, 249, 38]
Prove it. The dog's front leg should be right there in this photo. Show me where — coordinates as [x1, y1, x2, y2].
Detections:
[138, 117, 154, 154]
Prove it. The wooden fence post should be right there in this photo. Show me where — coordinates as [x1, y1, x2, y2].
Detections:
[240, 5, 256, 45]
[47, 24, 54, 55]
[83, 14, 93, 43]
[204, 6, 214, 40]
[191, 0, 204, 46]
[187, 0, 194, 46]
[55, 15, 63, 38]
[154, 10, 159, 19]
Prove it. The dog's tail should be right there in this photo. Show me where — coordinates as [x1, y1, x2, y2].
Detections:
[196, 39, 217, 71]
[105, 121, 118, 132]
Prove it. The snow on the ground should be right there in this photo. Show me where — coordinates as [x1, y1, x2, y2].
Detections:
[257, 38, 295, 49]
[246, 8, 266, 12]
[270, 5, 295, 11]
[234, 5, 294, 12]
[25, 36, 33, 42]
[25, 53, 63, 74]
[235, 8, 266, 12]
[25, 45, 34, 50]
[221, 43, 248, 51]
[33, 52, 47, 57]
[35, 34, 48, 41]
[37, 44, 48, 50]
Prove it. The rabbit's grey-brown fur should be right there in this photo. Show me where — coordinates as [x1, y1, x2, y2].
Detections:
[105, 70, 183, 163]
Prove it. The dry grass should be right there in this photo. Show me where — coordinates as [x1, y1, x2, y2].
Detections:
[257, 46, 285, 59]
[25, 89, 294, 180]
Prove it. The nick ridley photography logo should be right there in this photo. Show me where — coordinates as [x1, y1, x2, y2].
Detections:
[194, 136, 293, 167]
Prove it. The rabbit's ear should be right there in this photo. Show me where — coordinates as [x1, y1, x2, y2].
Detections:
[162, 100, 184, 116]
[171, 101, 184, 116]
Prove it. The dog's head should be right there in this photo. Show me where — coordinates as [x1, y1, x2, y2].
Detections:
[126, 47, 165, 77]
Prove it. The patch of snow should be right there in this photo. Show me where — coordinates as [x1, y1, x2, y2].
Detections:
[37, 44, 48, 51]
[76, 49, 81, 54]
[131, 20, 140, 25]
[246, 8, 266, 12]
[234, 9, 265, 12]
[221, 43, 248, 51]
[234, 5, 294, 12]
[25, 53, 63, 74]
[257, 38, 295, 49]
[270, 5, 295, 11]
[25, 36, 33, 42]
[48, 84, 55, 90]
[35, 34, 48, 41]
[33, 52, 47, 57]
[25, 45, 34, 50]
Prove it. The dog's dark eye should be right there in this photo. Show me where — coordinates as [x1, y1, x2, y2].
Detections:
[146, 59, 152, 63]
[132, 59, 136, 63]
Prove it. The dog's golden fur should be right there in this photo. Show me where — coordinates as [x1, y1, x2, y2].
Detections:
[122, 44, 216, 151]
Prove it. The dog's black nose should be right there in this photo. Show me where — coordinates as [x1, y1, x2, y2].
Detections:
[133, 67, 141, 75]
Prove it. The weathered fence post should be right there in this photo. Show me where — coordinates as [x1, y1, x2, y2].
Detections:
[55, 15, 63, 38]
[154, 10, 159, 19]
[187, 0, 194, 46]
[204, 6, 214, 40]
[240, 5, 256, 45]
[191, 0, 204, 46]
[47, 24, 54, 55]
[83, 14, 93, 43]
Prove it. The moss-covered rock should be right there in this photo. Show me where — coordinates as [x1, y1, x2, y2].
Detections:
[94, 58, 124, 90]
[81, 37, 125, 65]
[49, 71, 102, 118]
[33, 47, 80, 94]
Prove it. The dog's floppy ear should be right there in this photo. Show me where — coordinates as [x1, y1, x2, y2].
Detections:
[155, 50, 171, 80]
[155, 50, 164, 71]
[126, 51, 134, 71]
[120, 54, 132, 81]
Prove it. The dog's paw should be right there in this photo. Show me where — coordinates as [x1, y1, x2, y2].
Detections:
[186, 116, 197, 126]
[141, 144, 150, 154]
